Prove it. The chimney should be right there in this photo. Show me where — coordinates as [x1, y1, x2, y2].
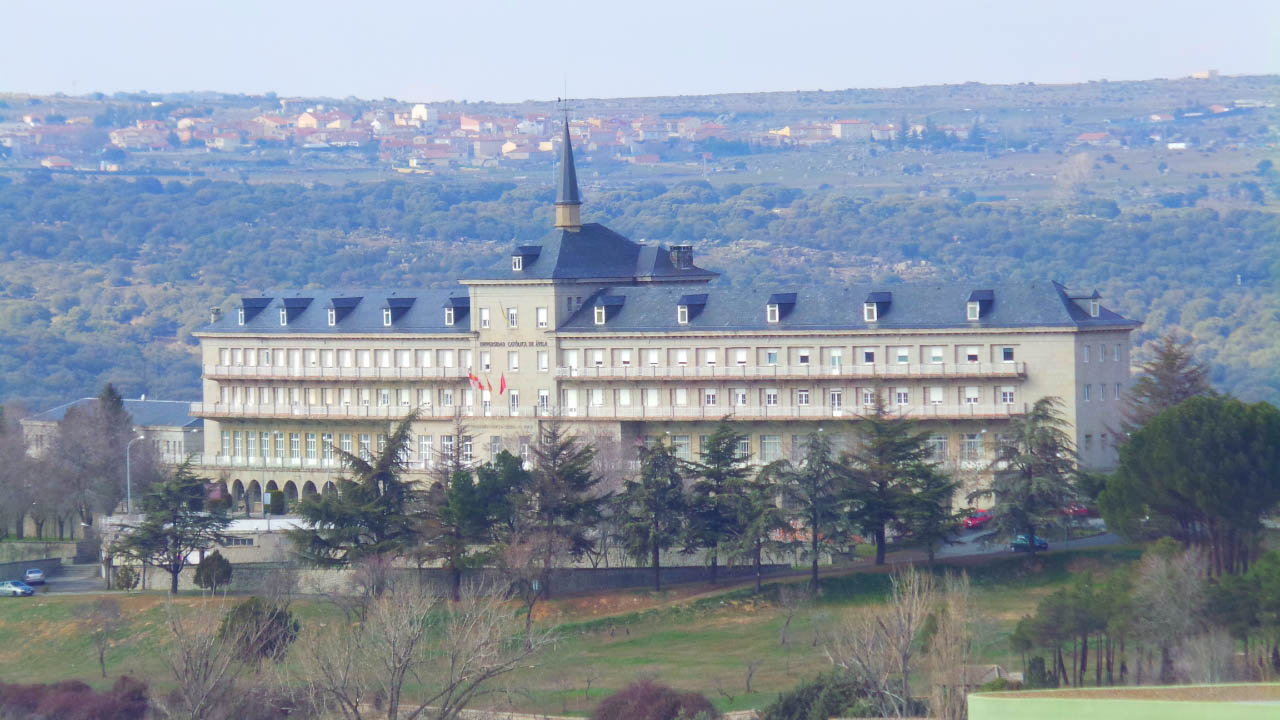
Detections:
[210, 307, 222, 323]
[671, 245, 693, 270]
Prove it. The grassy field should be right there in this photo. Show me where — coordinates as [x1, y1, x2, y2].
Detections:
[0, 547, 1144, 714]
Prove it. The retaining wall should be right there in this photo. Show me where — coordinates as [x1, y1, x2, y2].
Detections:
[0, 558, 63, 582]
[0, 541, 79, 563]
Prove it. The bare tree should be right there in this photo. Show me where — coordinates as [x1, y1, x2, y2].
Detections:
[744, 658, 762, 694]
[502, 530, 570, 643]
[297, 583, 554, 720]
[778, 583, 811, 646]
[1132, 544, 1208, 683]
[77, 597, 123, 678]
[826, 567, 935, 718]
[927, 571, 974, 720]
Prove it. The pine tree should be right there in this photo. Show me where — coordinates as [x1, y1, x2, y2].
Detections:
[288, 412, 423, 569]
[732, 460, 790, 593]
[1122, 333, 1212, 432]
[784, 432, 849, 589]
[617, 440, 687, 591]
[684, 419, 750, 584]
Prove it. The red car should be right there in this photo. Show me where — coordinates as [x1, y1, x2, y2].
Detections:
[963, 509, 994, 529]
[1062, 503, 1089, 517]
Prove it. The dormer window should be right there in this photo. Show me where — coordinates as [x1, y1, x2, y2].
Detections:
[1089, 299, 1100, 318]
[863, 303, 877, 322]
[967, 290, 993, 320]
[327, 308, 336, 326]
[967, 301, 980, 321]
[237, 308, 245, 325]
[594, 306, 606, 325]
[512, 255, 523, 272]
[382, 308, 393, 327]
[444, 307, 455, 326]
[279, 308, 288, 326]
[677, 305, 689, 325]
[766, 304, 779, 323]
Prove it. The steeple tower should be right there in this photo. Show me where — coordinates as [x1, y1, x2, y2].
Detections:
[554, 116, 582, 231]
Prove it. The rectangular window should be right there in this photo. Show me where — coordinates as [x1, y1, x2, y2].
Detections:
[928, 386, 944, 405]
[378, 388, 390, 406]
[677, 305, 689, 324]
[1098, 343, 1106, 362]
[536, 307, 548, 328]
[1083, 345, 1090, 363]
[441, 388, 454, 406]
[862, 387, 876, 406]
[594, 306, 606, 325]
[797, 389, 810, 406]
[338, 349, 353, 367]
[862, 349, 875, 364]
[864, 303, 877, 322]
[306, 433, 317, 460]
[1114, 344, 1121, 362]
[289, 432, 301, 460]
[766, 349, 779, 366]
[444, 307, 455, 326]
[441, 435, 454, 462]
[538, 389, 550, 410]
[462, 436, 473, 463]
[619, 349, 632, 366]
[418, 388, 431, 406]
[829, 390, 843, 409]
[1083, 384, 1092, 402]
[734, 387, 748, 406]
[1115, 382, 1122, 400]
[419, 435, 433, 468]
[735, 437, 750, 461]
[797, 348, 810, 365]
[618, 388, 631, 407]
[646, 349, 660, 366]
[247, 432, 257, 459]
[340, 433, 352, 454]
[926, 434, 948, 461]
[829, 349, 843, 369]
[590, 349, 604, 367]
[512, 255, 523, 271]
[416, 350, 431, 367]
[676, 349, 688, 366]
[1100, 383, 1107, 401]
[358, 434, 371, 460]
[261, 432, 271, 458]
[895, 387, 909, 405]
[510, 390, 520, 411]
[967, 301, 980, 321]
[479, 308, 490, 328]
[508, 351, 519, 371]
[274, 431, 285, 458]
[279, 308, 288, 326]
[481, 351, 491, 371]
[537, 350, 549, 372]
[703, 349, 718, 366]
[322, 434, 333, 462]
[766, 304, 779, 323]
[340, 388, 352, 406]
[962, 433, 982, 461]
[704, 388, 717, 406]
[893, 347, 910, 365]
[382, 307, 393, 326]
[1002, 347, 1015, 362]
[964, 386, 980, 404]
[761, 435, 782, 463]
[590, 388, 604, 406]
[375, 350, 390, 368]
[964, 346, 980, 363]
[675, 388, 689, 406]
[765, 388, 779, 406]
[671, 435, 691, 461]
[508, 307, 518, 328]
[928, 346, 944, 364]
[1000, 386, 1015, 404]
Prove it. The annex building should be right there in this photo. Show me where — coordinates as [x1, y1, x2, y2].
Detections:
[192, 124, 1138, 511]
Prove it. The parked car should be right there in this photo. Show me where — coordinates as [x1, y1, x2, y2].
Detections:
[0, 581, 34, 597]
[23, 568, 45, 585]
[1010, 534, 1049, 552]
[1062, 503, 1089, 517]
[962, 509, 994, 529]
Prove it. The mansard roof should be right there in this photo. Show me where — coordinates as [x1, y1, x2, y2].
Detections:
[558, 281, 1139, 333]
[469, 223, 717, 283]
[201, 288, 470, 335]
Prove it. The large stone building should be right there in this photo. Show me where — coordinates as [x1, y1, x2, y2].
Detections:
[193, 124, 1138, 511]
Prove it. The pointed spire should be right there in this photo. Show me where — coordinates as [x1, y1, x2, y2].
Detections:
[554, 113, 582, 230]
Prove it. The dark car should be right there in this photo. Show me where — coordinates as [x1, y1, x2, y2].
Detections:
[1010, 534, 1049, 552]
[0, 581, 34, 597]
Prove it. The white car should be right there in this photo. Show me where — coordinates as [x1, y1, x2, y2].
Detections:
[0, 581, 34, 597]
[23, 568, 45, 585]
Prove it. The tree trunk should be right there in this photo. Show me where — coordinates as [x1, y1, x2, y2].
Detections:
[449, 563, 461, 602]
[652, 515, 662, 592]
[753, 542, 763, 594]
[874, 524, 887, 565]
[170, 564, 180, 595]
[709, 550, 718, 585]
[1026, 523, 1037, 559]
[810, 523, 820, 590]
[1159, 645, 1173, 684]
[1080, 634, 1088, 685]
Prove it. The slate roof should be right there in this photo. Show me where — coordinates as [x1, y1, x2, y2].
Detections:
[468, 223, 718, 283]
[200, 288, 471, 335]
[555, 121, 580, 206]
[559, 281, 1139, 333]
[27, 398, 202, 429]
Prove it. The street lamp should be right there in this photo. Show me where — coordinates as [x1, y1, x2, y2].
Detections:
[126, 434, 145, 515]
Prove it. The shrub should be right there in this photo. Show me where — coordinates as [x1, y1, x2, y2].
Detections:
[194, 550, 233, 592]
[977, 677, 1021, 692]
[113, 566, 139, 591]
[0, 677, 147, 720]
[268, 490, 285, 515]
[217, 597, 300, 665]
[593, 679, 719, 720]
[1023, 656, 1056, 689]
[760, 671, 865, 720]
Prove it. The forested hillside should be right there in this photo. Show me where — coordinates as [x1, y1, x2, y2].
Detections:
[0, 173, 1276, 412]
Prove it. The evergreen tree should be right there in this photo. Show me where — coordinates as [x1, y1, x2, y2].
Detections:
[684, 419, 750, 584]
[784, 432, 849, 589]
[970, 397, 1077, 558]
[193, 549, 233, 592]
[732, 460, 790, 593]
[617, 440, 687, 591]
[109, 460, 231, 593]
[898, 466, 958, 564]
[288, 412, 423, 568]
[847, 393, 948, 565]
[1121, 333, 1212, 432]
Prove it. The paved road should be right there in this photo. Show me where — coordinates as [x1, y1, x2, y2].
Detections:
[936, 518, 1120, 559]
[40, 563, 105, 594]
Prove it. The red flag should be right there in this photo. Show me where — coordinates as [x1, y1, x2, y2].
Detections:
[467, 372, 482, 391]
[485, 377, 493, 393]
[499, 374, 507, 395]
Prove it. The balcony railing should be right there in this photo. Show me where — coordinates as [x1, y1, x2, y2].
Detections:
[555, 362, 1025, 381]
[192, 402, 1022, 423]
[203, 364, 469, 381]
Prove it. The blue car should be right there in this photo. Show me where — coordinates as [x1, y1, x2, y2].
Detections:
[0, 580, 34, 597]
[1010, 534, 1049, 552]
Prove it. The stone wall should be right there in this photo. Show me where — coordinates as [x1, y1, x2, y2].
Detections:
[0, 557, 62, 582]
[135, 561, 793, 595]
[0, 541, 79, 563]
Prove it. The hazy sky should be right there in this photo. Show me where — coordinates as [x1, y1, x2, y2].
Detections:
[3, 0, 1276, 102]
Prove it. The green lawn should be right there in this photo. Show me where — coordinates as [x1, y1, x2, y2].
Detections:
[0, 548, 1142, 714]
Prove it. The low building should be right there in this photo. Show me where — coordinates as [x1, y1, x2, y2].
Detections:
[23, 397, 203, 466]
